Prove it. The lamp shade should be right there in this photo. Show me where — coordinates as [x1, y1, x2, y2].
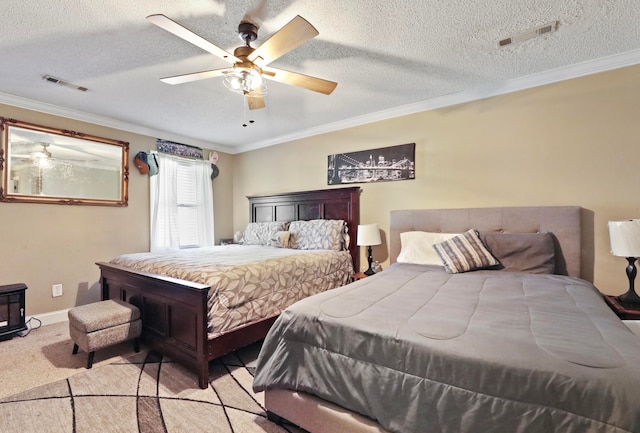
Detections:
[357, 224, 382, 246]
[609, 220, 640, 257]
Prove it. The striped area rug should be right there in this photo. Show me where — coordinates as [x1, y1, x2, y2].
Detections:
[0, 342, 305, 433]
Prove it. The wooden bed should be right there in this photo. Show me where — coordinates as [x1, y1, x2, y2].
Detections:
[97, 187, 360, 389]
[261, 206, 595, 433]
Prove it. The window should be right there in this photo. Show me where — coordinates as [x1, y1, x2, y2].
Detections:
[176, 161, 199, 247]
[150, 152, 214, 252]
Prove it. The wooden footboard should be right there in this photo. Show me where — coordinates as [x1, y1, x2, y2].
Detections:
[98, 262, 211, 387]
[98, 262, 283, 389]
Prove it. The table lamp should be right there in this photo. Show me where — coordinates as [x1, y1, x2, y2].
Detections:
[608, 219, 640, 304]
[357, 224, 382, 275]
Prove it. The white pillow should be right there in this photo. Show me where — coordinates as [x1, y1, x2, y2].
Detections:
[397, 231, 460, 265]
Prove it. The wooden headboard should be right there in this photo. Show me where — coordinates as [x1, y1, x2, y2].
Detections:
[390, 206, 582, 279]
[247, 187, 361, 271]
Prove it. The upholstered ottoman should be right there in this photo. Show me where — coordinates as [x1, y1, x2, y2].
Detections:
[68, 299, 142, 368]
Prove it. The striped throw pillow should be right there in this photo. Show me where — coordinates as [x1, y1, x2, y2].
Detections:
[433, 229, 499, 273]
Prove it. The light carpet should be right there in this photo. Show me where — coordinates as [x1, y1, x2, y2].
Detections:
[0, 342, 305, 433]
[0, 321, 142, 399]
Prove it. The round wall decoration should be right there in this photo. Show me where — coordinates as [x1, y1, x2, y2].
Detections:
[211, 164, 219, 179]
[209, 151, 219, 179]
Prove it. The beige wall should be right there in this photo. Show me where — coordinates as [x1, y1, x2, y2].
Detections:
[0, 104, 234, 315]
[211, 151, 235, 242]
[233, 64, 640, 295]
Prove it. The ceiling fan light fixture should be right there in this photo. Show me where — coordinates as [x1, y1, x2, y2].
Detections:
[223, 67, 267, 95]
[36, 157, 50, 168]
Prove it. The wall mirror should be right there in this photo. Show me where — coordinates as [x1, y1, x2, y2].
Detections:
[0, 117, 129, 206]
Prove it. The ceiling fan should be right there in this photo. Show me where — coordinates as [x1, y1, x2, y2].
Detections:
[30, 142, 51, 159]
[147, 13, 337, 110]
[12, 142, 98, 166]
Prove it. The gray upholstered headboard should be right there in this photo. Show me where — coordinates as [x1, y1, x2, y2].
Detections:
[390, 206, 582, 279]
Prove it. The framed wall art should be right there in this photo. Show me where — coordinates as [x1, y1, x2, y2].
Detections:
[328, 142, 415, 185]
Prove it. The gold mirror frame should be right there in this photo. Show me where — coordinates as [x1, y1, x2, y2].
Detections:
[0, 117, 129, 206]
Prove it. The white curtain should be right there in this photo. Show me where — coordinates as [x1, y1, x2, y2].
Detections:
[150, 152, 214, 252]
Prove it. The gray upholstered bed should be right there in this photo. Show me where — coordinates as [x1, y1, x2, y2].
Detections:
[253, 206, 640, 433]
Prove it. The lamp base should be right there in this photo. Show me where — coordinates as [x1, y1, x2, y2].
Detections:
[619, 257, 640, 304]
[618, 289, 640, 304]
[364, 245, 376, 276]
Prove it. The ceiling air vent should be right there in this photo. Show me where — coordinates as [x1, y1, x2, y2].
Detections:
[42, 74, 88, 92]
[499, 21, 559, 47]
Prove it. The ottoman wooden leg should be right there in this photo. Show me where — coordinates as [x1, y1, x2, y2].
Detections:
[87, 351, 95, 369]
[68, 300, 142, 370]
[267, 411, 284, 424]
[133, 337, 140, 353]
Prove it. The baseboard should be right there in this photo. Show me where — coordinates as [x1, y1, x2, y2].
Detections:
[27, 309, 69, 327]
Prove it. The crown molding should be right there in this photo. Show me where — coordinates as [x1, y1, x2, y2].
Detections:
[237, 48, 640, 153]
[0, 92, 232, 153]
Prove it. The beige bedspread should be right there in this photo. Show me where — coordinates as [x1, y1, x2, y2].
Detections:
[110, 245, 353, 338]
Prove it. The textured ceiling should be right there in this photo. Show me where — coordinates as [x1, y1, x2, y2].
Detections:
[1, 0, 639, 153]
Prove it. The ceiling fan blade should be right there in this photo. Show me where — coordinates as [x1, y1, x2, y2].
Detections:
[246, 94, 266, 110]
[147, 14, 241, 64]
[160, 68, 232, 85]
[262, 66, 337, 95]
[248, 15, 318, 66]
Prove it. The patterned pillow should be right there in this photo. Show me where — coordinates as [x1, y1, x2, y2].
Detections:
[242, 222, 288, 246]
[289, 219, 347, 251]
[433, 229, 499, 273]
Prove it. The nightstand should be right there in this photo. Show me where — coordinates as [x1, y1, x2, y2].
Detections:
[603, 295, 640, 320]
[351, 271, 383, 282]
[351, 272, 369, 281]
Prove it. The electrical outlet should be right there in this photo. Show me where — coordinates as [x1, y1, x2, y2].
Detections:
[52, 284, 63, 297]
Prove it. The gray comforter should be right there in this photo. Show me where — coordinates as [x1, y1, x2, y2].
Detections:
[253, 263, 640, 433]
